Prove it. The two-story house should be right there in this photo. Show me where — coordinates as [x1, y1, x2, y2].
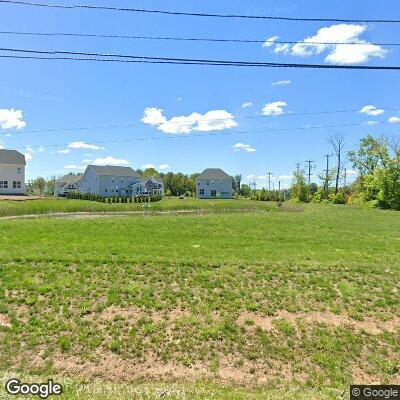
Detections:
[77, 165, 164, 198]
[195, 168, 234, 199]
[54, 174, 82, 197]
[0, 149, 26, 195]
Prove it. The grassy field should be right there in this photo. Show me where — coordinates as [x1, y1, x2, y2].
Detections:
[0, 204, 399, 399]
[0, 197, 285, 217]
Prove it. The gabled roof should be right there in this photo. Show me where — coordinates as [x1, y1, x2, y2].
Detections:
[0, 149, 26, 166]
[196, 168, 233, 180]
[56, 174, 82, 184]
[87, 165, 141, 177]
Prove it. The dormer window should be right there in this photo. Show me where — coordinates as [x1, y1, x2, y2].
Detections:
[16, 168, 21, 174]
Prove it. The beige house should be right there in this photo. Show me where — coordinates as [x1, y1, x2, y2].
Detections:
[0, 149, 26, 195]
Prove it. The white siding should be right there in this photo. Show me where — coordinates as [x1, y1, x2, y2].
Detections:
[196, 179, 233, 199]
[78, 168, 99, 194]
[0, 163, 26, 195]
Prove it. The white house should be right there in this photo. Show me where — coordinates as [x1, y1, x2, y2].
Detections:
[0, 149, 26, 195]
[54, 174, 82, 197]
[195, 168, 234, 199]
[78, 165, 164, 197]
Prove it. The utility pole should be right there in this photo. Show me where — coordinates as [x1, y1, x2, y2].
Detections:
[343, 168, 347, 188]
[278, 181, 281, 192]
[252, 179, 257, 190]
[267, 172, 273, 191]
[295, 163, 301, 174]
[323, 154, 332, 192]
[305, 159, 315, 185]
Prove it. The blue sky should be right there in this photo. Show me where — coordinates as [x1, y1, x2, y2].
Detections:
[0, 0, 399, 188]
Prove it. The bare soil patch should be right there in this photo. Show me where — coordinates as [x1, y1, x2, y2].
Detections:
[237, 310, 400, 335]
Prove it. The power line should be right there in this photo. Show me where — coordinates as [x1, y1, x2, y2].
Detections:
[1, 30, 399, 47]
[2, 106, 400, 138]
[1, 0, 400, 23]
[7, 120, 393, 151]
[1, 48, 400, 70]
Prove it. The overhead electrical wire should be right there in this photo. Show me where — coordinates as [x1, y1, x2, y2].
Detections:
[1, 48, 400, 70]
[1, 0, 400, 23]
[1, 107, 400, 138]
[0, 30, 399, 47]
[8, 121, 394, 152]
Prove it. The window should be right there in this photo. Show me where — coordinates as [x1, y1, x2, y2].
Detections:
[13, 181, 22, 189]
[199, 188, 205, 195]
[105, 189, 107, 193]
[16, 168, 21, 174]
[211, 190, 217, 197]
[0, 181, 8, 188]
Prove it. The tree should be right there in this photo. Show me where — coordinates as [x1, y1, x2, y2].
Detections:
[142, 167, 159, 178]
[348, 134, 400, 210]
[328, 133, 345, 194]
[31, 177, 46, 195]
[233, 175, 242, 193]
[348, 134, 389, 176]
[290, 170, 310, 202]
[239, 184, 251, 197]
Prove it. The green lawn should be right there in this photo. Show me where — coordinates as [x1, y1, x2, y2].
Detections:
[0, 204, 399, 399]
[0, 196, 282, 217]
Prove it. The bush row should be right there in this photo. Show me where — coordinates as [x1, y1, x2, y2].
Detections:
[65, 192, 162, 203]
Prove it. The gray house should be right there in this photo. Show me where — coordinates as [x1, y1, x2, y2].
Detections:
[54, 174, 82, 197]
[78, 165, 164, 197]
[196, 168, 234, 199]
[0, 149, 26, 195]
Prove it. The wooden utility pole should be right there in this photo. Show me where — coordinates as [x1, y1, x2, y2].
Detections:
[323, 154, 332, 192]
[305, 159, 315, 185]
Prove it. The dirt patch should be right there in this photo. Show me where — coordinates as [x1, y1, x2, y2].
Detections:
[95, 306, 191, 324]
[237, 310, 400, 335]
[0, 314, 12, 328]
[0, 195, 44, 201]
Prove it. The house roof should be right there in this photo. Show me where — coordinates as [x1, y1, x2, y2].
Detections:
[87, 165, 141, 177]
[56, 174, 82, 184]
[0, 149, 26, 166]
[196, 168, 233, 180]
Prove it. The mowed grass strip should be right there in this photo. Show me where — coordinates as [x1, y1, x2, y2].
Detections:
[0, 205, 399, 394]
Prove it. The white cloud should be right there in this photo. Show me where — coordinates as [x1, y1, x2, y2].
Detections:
[232, 142, 256, 152]
[246, 174, 254, 179]
[64, 164, 79, 169]
[142, 163, 156, 169]
[278, 175, 293, 180]
[262, 36, 279, 48]
[359, 105, 384, 116]
[159, 164, 170, 170]
[82, 159, 92, 164]
[91, 156, 129, 166]
[68, 141, 104, 150]
[345, 169, 357, 175]
[0, 142, 4, 150]
[141, 107, 167, 126]
[57, 149, 70, 154]
[141, 108, 237, 134]
[242, 102, 252, 108]
[0, 108, 26, 130]
[265, 24, 387, 65]
[272, 80, 292, 86]
[274, 43, 290, 54]
[364, 120, 379, 126]
[262, 101, 287, 116]
[388, 116, 400, 124]
[24, 152, 33, 161]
